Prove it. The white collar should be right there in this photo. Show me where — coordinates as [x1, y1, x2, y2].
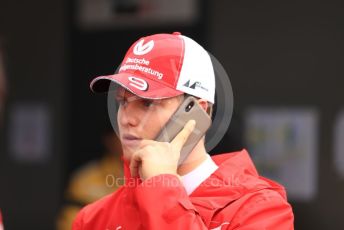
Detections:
[181, 155, 218, 195]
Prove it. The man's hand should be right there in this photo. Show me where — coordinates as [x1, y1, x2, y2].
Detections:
[129, 120, 196, 180]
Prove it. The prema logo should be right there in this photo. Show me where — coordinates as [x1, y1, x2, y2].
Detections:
[133, 39, 154, 55]
[128, 76, 149, 91]
[183, 80, 208, 91]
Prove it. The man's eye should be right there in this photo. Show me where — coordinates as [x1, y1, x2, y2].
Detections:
[143, 100, 154, 107]
[116, 97, 126, 105]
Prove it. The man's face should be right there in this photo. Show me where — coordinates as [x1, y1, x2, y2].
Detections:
[115, 88, 183, 159]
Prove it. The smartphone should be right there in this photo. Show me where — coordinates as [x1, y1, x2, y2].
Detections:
[155, 96, 212, 165]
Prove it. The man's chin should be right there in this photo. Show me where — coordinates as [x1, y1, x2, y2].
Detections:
[122, 147, 135, 160]
[121, 142, 147, 166]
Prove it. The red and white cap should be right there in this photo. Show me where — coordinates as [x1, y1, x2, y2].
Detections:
[90, 32, 215, 104]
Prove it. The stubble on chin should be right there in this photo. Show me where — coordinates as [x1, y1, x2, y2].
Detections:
[121, 146, 137, 161]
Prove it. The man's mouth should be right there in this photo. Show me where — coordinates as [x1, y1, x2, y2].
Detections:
[121, 134, 142, 147]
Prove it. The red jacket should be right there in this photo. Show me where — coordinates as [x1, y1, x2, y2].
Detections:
[0, 210, 3, 229]
[73, 150, 294, 229]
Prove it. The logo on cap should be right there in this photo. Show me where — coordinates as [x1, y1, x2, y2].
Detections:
[183, 80, 208, 92]
[133, 39, 154, 55]
[128, 76, 149, 91]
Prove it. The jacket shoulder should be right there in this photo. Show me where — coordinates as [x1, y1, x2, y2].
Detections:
[74, 187, 124, 224]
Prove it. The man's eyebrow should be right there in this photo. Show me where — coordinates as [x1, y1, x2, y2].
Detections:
[126, 95, 140, 103]
[115, 90, 141, 103]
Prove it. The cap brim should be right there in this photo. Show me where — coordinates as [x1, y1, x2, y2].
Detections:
[90, 73, 184, 100]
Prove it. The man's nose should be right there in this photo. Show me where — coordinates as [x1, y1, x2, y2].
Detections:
[119, 101, 140, 127]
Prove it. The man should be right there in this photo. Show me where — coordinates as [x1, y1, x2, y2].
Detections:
[73, 32, 294, 229]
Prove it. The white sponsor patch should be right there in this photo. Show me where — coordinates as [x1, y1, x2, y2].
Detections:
[133, 39, 154, 55]
[126, 57, 150, 65]
[183, 80, 209, 92]
[128, 76, 148, 91]
[120, 64, 163, 80]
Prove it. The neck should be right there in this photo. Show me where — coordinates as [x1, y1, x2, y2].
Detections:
[177, 138, 208, 176]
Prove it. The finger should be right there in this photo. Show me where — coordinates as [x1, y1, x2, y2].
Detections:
[139, 139, 156, 147]
[129, 152, 142, 178]
[171, 120, 196, 150]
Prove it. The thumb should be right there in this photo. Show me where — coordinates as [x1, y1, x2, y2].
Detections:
[170, 120, 196, 151]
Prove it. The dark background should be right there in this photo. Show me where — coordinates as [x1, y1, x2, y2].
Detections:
[0, 0, 343, 229]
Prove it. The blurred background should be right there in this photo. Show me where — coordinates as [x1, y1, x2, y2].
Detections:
[0, 0, 344, 229]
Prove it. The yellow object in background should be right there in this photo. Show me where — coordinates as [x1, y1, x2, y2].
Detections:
[57, 130, 122, 230]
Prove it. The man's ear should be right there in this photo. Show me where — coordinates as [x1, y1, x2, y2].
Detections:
[197, 99, 208, 112]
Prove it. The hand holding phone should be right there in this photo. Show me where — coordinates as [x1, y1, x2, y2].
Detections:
[129, 96, 211, 180]
[155, 96, 212, 165]
[130, 120, 196, 180]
